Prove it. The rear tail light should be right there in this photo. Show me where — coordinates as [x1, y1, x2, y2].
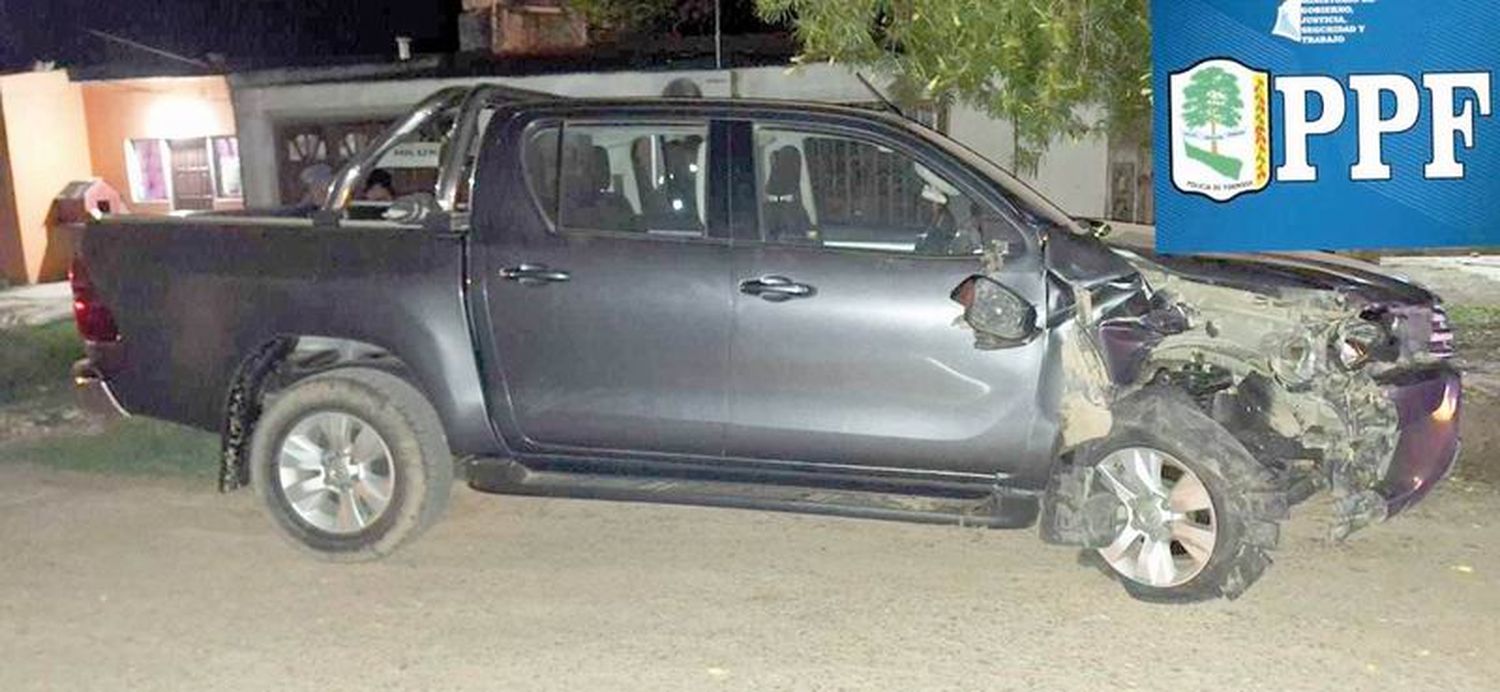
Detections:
[69, 258, 120, 343]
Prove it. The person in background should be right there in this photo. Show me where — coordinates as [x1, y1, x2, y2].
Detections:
[297, 163, 335, 206]
[363, 169, 395, 201]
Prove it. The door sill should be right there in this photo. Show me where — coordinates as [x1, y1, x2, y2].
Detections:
[467, 457, 1039, 529]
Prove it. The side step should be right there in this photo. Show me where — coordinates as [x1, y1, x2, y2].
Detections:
[468, 459, 1039, 529]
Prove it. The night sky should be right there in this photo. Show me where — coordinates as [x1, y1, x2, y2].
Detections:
[0, 0, 462, 71]
[0, 0, 777, 73]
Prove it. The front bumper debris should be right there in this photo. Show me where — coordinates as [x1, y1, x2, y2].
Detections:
[1381, 368, 1462, 515]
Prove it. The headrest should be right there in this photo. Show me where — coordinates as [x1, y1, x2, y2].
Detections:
[765, 147, 803, 198]
[586, 146, 612, 191]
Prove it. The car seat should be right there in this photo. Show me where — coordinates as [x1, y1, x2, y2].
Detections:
[763, 146, 815, 244]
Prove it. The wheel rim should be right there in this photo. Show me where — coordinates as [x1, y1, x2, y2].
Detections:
[276, 411, 396, 535]
[1093, 447, 1217, 588]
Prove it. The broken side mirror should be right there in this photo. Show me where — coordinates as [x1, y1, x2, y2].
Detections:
[1074, 216, 1113, 239]
[952, 275, 1039, 347]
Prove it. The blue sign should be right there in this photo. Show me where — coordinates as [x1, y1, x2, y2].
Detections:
[1153, 0, 1499, 253]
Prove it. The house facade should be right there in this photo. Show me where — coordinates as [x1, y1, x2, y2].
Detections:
[0, 70, 243, 284]
[229, 61, 1119, 220]
[80, 76, 243, 216]
[0, 70, 93, 285]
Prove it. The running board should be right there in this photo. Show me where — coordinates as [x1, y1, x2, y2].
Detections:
[467, 459, 1039, 529]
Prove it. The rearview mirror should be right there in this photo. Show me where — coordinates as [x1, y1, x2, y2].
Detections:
[952, 275, 1039, 347]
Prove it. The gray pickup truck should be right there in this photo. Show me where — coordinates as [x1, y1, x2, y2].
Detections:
[70, 86, 1461, 601]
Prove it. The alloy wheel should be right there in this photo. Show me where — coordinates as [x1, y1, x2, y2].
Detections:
[276, 411, 396, 535]
[1094, 447, 1218, 588]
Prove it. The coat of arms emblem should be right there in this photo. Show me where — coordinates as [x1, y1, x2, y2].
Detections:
[1169, 59, 1273, 202]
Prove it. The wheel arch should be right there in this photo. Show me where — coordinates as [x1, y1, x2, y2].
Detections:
[218, 334, 461, 492]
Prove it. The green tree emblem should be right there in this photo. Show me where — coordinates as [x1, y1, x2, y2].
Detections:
[1181, 66, 1244, 155]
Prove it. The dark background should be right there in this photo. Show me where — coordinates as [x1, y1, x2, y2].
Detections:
[0, 0, 461, 70]
[0, 0, 777, 72]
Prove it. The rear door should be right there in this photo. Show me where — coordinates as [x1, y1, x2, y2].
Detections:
[726, 120, 1050, 475]
[472, 114, 733, 457]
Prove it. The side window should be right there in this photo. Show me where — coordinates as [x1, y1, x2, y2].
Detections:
[754, 127, 1021, 256]
[524, 124, 561, 223]
[525, 122, 709, 236]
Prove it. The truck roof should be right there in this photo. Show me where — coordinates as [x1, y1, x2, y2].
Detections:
[494, 94, 924, 129]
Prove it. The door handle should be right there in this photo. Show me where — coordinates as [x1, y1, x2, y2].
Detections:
[739, 275, 815, 301]
[500, 263, 571, 285]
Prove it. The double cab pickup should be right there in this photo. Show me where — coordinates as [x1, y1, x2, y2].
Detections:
[70, 86, 1462, 601]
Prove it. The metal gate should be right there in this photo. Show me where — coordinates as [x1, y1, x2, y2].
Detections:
[273, 120, 392, 204]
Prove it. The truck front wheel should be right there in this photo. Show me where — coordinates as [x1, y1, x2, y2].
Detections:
[248, 368, 453, 560]
[1072, 389, 1286, 602]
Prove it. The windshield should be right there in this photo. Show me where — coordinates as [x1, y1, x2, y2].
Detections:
[910, 125, 1083, 234]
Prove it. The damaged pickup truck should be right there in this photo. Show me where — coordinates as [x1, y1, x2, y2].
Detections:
[69, 86, 1460, 602]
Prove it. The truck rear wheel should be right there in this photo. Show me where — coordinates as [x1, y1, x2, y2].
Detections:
[1076, 388, 1285, 602]
[249, 368, 452, 560]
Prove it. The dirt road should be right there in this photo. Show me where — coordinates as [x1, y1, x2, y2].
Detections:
[1, 463, 1496, 691]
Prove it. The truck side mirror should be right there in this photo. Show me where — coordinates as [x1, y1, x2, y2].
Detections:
[951, 275, 1039, 346]
[1074, 216, 1114, 239]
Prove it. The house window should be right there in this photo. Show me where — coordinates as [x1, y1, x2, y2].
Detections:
[126, 139, 169, 202]
[274, 121, 393, 204]
[125, 136, 244, 208]
[212, 137, 242, 198]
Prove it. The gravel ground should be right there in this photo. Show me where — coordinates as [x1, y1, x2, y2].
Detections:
[1, 463, 1496, 691]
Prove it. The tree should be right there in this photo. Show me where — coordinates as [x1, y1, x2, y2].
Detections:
[1181, 66, 1242, 155]
[754, 0, 1151, 172]
[570, 0, 744, 38]
[568, 0, 680, 37]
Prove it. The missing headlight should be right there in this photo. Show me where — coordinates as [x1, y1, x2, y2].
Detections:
[1332, 318, 1396, 371]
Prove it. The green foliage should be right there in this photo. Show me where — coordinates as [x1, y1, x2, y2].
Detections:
[0, 417, 219, 479]
[568, 0, 678, 34]
[0, 321, 82, 405]
[1447, 304, 1500, 331]
[756, 0, 1151, 171]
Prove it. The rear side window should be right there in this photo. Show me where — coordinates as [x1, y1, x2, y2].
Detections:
[523, 121, 709, 237]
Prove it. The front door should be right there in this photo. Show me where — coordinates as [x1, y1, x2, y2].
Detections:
[168, 138, 215, 211]
[475, 117, 732, 457]
[727, 122, 1049, 475]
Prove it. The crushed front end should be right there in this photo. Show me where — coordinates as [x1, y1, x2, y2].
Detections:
[1037, 231, 1462, 538]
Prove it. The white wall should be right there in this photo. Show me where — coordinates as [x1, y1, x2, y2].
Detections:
[947, 104, 1017, 172]
[230, 63, 1106, 216]
[1028, 128, 1109, 218]
[232, 70, 732, 206]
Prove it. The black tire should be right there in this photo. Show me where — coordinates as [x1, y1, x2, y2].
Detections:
[248, 367, 453, 561]
[1075, 388, 1286, 603]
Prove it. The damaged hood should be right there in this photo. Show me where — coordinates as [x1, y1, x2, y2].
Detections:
[1093, 223, 1438, 306]
[1134, 252, 1436, 306]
